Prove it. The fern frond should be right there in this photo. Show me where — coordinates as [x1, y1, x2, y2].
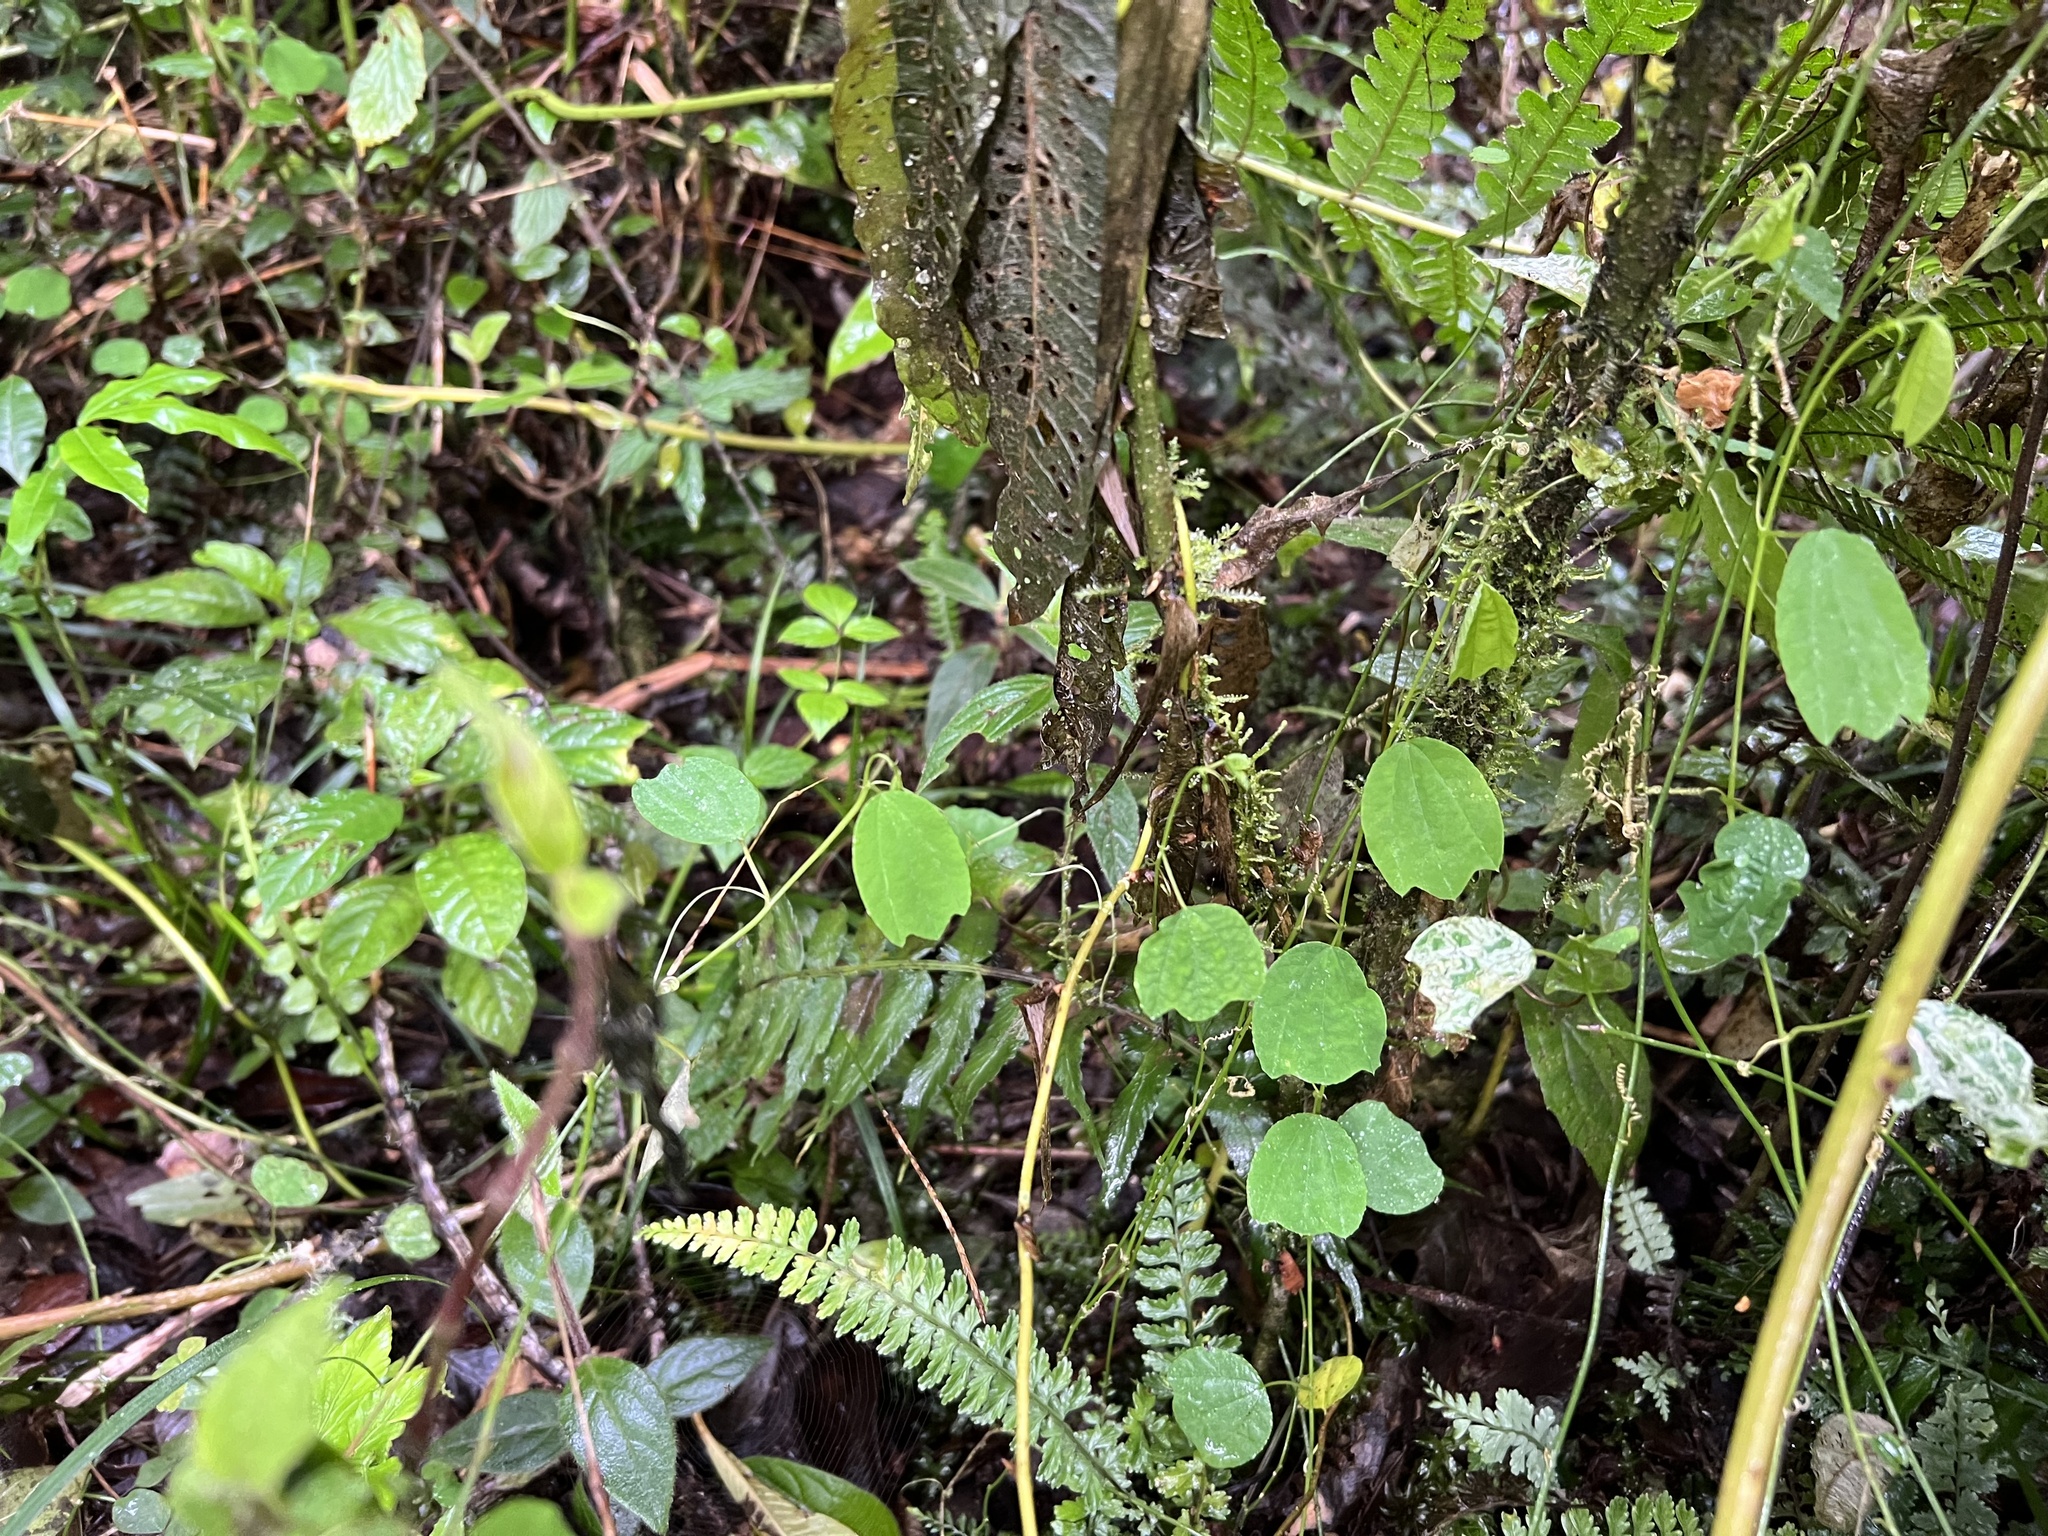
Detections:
[1807, 403, 2021, 492]
[1937, 275, 2048, 348]
[1428, 1378, 1559, 1484]
[1131, 1158, 1235, 1375]
[1206, 0, 1291, 163]
[1778, 473, 1989, 610]
[1471, 0, 1697, 241]
[1615, 1184, 1675, 1272]
[1321, 0, 1488, 245]
[642, 1205, 1149, 1520]
[1908, 1380, 1999, 1536]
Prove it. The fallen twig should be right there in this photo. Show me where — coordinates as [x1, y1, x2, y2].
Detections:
[592, 649, 930, 713]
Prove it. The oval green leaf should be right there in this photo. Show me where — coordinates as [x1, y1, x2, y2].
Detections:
[1338, 1099, 1443, 1215]
[851, 788, 972, 946]
[1360, 738, 1504, 899]
[444, 945, 537, 1054]
[1252, 942, 1385, 1084]
[1164, 1346, 1273, 1469]
[1777, 529, 1929, 743]
[1892, 316, 1955, 446]
[415, 832, 528, 958]
[382, 1201, 440, 1261]
[87, 569, 269, 628]
[250, 1154, 328, 1208]
[633, 755, 767, 846]
[1133, 903, 1267, 1022]
[1246, 1112, 1369, 1237]
[502, 1203, 595, 1320]
[317, 874, 425, 984]
[563, 1356, 676, 1534]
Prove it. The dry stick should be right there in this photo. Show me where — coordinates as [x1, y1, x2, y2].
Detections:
[878, 1106, 988, 1323]
[368, 1006, 568, 1386]
[1711, 604, 2048, 1536]
[54, 1297, 238, 1406]
[1722, 348, 2048, 1226]
[0, 1236, 349, 1342]
[1012, 819, 1154, 1536]
[420, 935, 607, 1396]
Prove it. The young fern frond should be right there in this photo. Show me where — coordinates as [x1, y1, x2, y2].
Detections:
[641, 1205, 1149, 1522]
[1206, 0, 1291, 162]
[1471, 0, 1697, 240]
[1428, 1379, 1560, 1484]
[1131, 1157, 1235, 1376]
[1615, 1183, 1675, 1273]
[1321, 0, 1488, 245]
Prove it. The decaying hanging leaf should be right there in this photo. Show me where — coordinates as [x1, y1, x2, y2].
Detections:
[1675, 368, 1741, 428]
[1147, 137, 1227, 353]
[831, 0, 1017, 442]
[967, 0, 1119, 620]
[1811, 1412, 1896, 1533]
[1040, 547, 1127, 785]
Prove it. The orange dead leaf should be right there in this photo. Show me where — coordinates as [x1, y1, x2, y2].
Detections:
[1676, 368, 1742, 428]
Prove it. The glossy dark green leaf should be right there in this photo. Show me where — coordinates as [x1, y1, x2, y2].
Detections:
[563, 1357, 676, 1533]
[1521, 997, 1648, 1170]
[646, 1335, 773, 1417]
[429, 1394, 569, 1476]
[256, 790, 404, 913]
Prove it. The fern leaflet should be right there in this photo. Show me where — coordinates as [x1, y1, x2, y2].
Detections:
[1131, 1157, 1235, 1376]
[1615, 1183, 1675, 1272]
[1471, 0, 1697, 241]
[1321, 0, 1488, 244]
[641, 1204, 1151, 1522]
[1937, 274, 2048, 347]
[1428, 1379, 1560, 1483]
[1206, 0, 1291, 162]
[1908, 1380, 1999, 1536]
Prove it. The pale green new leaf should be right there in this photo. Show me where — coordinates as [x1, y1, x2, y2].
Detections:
[415, 832, 527, 958]
[1897, 1001, 2048, 1167]
[0, 375, 46, 483]
[317, 874, 425, 983]
[1361, 737, 1504, 898]
[851, 788, 971, 945]
[56, 427, 148, 510]
[1450, 579, 1518, 681]
[347, 7, 428, 149]
[1777, 529, 1930, 742]
[1247, 1113, 1369, 1236]
[1253, 941, 1385, 1084]
[1134, 903, 1267, 1021]
[1407, 916, 1535, 1037]
[1892, 317, 1956, 446]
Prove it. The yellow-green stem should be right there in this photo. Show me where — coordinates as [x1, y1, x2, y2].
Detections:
[1712, 608, 2048, 1536]
[1013, 819, 1154, 1536]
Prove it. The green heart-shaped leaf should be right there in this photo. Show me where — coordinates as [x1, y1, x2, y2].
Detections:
[1252, 942, 1385, 1084]
[1246, 1112, 1368, 1236]
[1134, 904, 1267, 1022]
[1361, 738, 1503, 898]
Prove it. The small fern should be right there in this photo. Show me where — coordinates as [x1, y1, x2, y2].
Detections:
[1206, 0, 1291, 163]
[1559, 1492, 1705, 1536]
[1615, 1184, 1675, 1273]
[1429, 1379, 1560, 1484]
[1131, 1157, 1236, 1377]
[1907, 1380, 2000, 1536]
[642, 1204, 1152, 1523]
[1321, 0, 1488, 243]
[1471, 0, 1697, 240]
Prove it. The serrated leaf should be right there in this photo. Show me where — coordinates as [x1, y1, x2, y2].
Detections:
[317, 874, 425, 983]
[967, 0, 1119, 619]
[87, 570, 268, 628]
[1247, 1112, 1369, 1236]
[1898, 1001, 2048, 1167]
[56, 427, 148, 510]
[1777, 529, 1929, 742]
[1164, 1347, 1272, 1469]
[0, 375, 47, 483]
[416, 833, 528, 958]
[332, 595, 474, 671]
[633, 756, 767, 844]
[647, 1336, 774, 1417]
[1339, 1099, 1443, 1214]
[1252, 941, 1386, 1084]
[428, 1396, 568, 1476]
[443, 946, 536, 1053]
[852, 787, 972, 945]
[565, 1358, 675, 1533]
[1361, 737, 1504, 898]
[347, 7, 428, 149]
[1135, 903, 1268, 1022]
[1206, 0, 1291, 162]
[920, 673, 1054, 785]
[1407, 915, 1535, 1038]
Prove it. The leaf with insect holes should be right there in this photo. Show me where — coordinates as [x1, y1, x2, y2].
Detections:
[1247, 1112, 1368, 1236]
[1253, 942, 1385, 1084]
[347, 7, 428, 149]
[852, 788, 972, 945]
[1777, 530, 1929, 743]
[1362, 738, 1504, 898]
[1135, 904, 1267, 1022]
[416, 833, 528, 958]
[1165, 1347, 1272, 1469]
